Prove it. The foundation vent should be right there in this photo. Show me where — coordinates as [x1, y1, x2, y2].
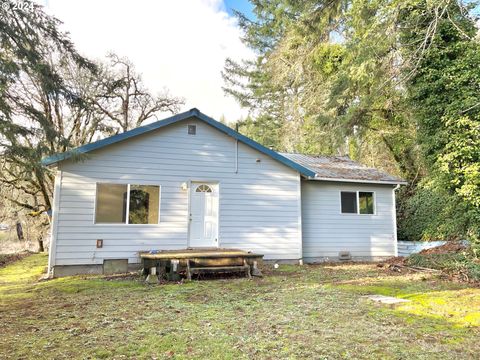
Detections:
[338, 251, 352, 261]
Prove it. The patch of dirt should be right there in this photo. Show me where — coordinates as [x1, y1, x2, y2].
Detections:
[0, 251, 35, 268]
[380, 257, 407, 266]
[190, 271, 252, 281]
[377, 257, 410, 273]
[378, 257, 429, 276]
[419, 241, 467, 255]
[102, 272, 143, 282]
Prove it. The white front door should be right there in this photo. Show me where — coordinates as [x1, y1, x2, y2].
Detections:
[189, 183, 219, 247]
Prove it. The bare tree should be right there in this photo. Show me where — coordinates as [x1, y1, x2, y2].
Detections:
[92, 53, 184, 133]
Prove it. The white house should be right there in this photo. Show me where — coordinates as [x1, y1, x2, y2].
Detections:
[43, 108, 406, 277]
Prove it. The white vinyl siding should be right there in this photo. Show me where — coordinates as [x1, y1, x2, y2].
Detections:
[302, 181, 396, 260]
[53, 118, 301, 266]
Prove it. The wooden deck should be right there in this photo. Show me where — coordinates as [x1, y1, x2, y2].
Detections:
[140, 248, 264, 282]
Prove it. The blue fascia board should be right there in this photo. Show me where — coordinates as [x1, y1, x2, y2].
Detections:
[41, 108, 317, 178]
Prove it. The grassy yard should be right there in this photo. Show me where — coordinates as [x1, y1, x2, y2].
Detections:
[1, 254, 479, 359]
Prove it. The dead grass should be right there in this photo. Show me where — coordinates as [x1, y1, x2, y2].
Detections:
[1, 255, 479, 359]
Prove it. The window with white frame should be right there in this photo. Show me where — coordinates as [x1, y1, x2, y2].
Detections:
[340, 191, 375, 214]
[95, 183, 160, 224]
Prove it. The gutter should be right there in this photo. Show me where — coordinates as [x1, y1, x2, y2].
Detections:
[392, 183, 401, 257]
[234, 139, 238, 173]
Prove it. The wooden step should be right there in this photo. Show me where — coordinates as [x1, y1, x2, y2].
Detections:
[190, 265, 249, 272]
[186, 260, 251, 280]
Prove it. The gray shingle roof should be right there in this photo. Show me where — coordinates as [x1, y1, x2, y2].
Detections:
[281, 153, 407, 185]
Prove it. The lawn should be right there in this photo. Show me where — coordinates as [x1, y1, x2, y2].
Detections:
[1, 254, 479, 359]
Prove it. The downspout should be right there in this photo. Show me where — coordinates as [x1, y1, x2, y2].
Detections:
[297, 174, 303, 263]
[48, 169, 62, 277]
[234, 139, 238, 174]
[234, 123, 239, 174]
[393, 184, 401, 257]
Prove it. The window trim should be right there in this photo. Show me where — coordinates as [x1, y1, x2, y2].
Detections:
[339, 190, 376, 215]
[94, 182, 161, 225]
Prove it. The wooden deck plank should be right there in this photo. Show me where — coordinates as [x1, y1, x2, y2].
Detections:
[139, 248, 263, 260]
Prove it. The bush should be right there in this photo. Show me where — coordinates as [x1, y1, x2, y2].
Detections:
[397, 179, 479, 242]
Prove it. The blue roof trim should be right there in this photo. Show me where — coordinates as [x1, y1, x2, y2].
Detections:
[41, 108, 317, 178]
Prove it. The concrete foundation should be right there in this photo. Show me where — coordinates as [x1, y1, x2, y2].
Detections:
[302, 256, 391, 263]
[262, 259, 301, 265]
[52, 262, 141, 278]
[103, 259, 128, 275]
[52, 264, 103, 277]
[263, 256, 390, 265]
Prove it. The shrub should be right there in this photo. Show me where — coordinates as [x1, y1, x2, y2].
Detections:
[397, 180, 475, 241]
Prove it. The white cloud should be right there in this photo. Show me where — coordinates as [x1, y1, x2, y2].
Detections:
[40, 0, 252, 122]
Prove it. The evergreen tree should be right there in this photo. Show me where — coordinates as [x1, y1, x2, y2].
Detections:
[0, 1, 97, 212]
[224, 0, 479, 242]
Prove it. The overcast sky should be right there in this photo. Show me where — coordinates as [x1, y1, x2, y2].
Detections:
[39, 0, 254, 122]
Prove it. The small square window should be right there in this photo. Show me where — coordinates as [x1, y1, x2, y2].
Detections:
[188, 124, 196, 135]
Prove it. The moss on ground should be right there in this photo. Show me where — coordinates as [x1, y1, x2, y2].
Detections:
[1, 254, 479, 359]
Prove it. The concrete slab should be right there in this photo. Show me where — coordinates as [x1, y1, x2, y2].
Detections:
[363, 295, 411, 304]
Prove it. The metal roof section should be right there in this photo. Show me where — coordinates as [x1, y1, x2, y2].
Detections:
[41, 108, 317, 178]
[281, 153, 407, 185]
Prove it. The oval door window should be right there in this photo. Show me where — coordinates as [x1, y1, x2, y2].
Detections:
[195, 184, 212, 193]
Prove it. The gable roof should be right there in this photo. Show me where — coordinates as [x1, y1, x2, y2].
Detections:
[281, 153, 407, 185]
[41, 108, 317, 178]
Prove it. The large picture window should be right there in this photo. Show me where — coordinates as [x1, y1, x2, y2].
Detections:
[95, 183, 160, 224]
[340, 191, 375, 215]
